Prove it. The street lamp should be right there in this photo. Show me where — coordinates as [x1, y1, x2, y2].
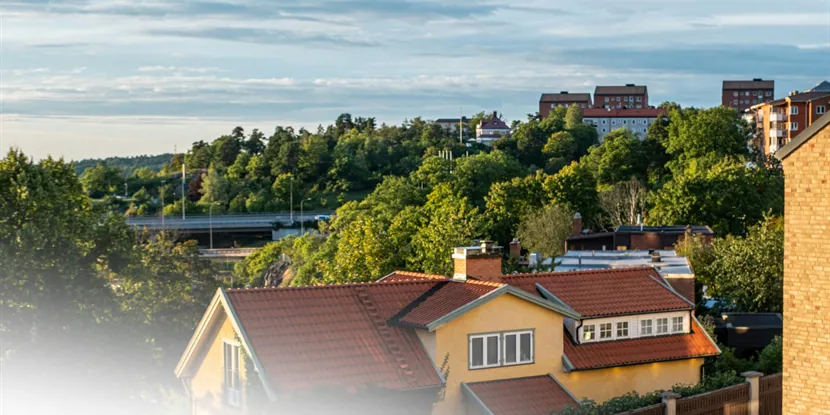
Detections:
[160, 180, 166, 229]
[289, 177, 294, 223]
[300, 198, 311, 234]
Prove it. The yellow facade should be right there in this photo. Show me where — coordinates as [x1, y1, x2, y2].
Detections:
[431, 294, 565, 415]
[557, 358, 705, 403]
[188, 311, 248, 415]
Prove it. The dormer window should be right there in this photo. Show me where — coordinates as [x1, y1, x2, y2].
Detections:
[599, 323, 612, 339]
[616, 322, 629, 338]
[656, 318, 669, 334]
[583, 325, 596, 341]
[640, 319, 653, 336]
[672, 316, 684, 333]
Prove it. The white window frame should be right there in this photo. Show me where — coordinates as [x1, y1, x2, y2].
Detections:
[765, 91, 772, 97]
[790, 122, 799, 131]
[623, 119, 627, 125]
[637, 96, 642, 102]
[640, 319, 653, 336]
[583, 324, 596, 341]
[733, 92, 738, 97]
[602, 119, 607, 124]
[616, 322, 629, 338]
[223, 340, 241, 407]
[656, 318, 669, 334]
[817, 105, 826, 115]
[790, 106, 798, 115]
[599, 323, 612, 339]
[604, 97, 609, 103]
[503, 330, 534, 366]
[671, 316, 684, 333]
[616, 97, 621, 102]
[469, 333, 501, 369]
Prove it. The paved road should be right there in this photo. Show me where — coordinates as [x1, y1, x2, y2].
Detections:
[126, 211, 334, 231]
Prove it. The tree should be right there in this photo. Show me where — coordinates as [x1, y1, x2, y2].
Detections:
[568, 124, 600, 161]
[681, 218, 784, 312]
[665, 106, 751, 169]
[543, 131, 577, 173]
[544, 162, 599, 225]
[564, 104, 584, 129]
[580, 128, 648, 188]
[199, 166, 231, 208]
[516, 204, 574, 259]
[484, 173, 546, 245]
[453, 150, 526, 204]
[80, 162, 123, 197]
[598, 177, 648, 229]
[244, 128, 266, 155]
[329, 216, 395, 283]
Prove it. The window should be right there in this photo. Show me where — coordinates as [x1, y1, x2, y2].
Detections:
[790, 106, 798, 115]
[623, 119, 627, 125]
[564, 103, 569, 108]
[640, 319, 653, 335]
[672, 316, 684, 333]
[790, 122, 799, 130]
[602, 128, 607, 133]
[817, 105, 826, 114]
[224, 341, 241, 407]
[581, 104, 586, 108]
[504, 331, 534, 365]
[637, 96, 642, 102]
[616, 97, 621, 102]
[583, 325, 596, 341]
[733, 100, 738, 105]
[470, 334, 500, 368]
[643, 128, 647, 133]
[550, 104, 556, 108]
[745, 91, 750, 96]
[601, 119, 607, 125]
[616, 104, 621, 109]
[605, 97, 609, 103]
[636, 104, 642, 109]
[766, 91, 772, 96]
[656, 318, 669, 334]
[600, 323, 612, 339]
[617, 322, 629, 338]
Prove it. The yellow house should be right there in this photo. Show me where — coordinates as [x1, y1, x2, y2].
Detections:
[175, 242, 719, 415]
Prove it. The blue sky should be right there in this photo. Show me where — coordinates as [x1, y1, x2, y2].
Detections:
[2, 0, 829, 160]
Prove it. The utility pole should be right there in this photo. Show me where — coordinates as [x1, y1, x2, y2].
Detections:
[124, 182, 128, 198]
[160, 180, 166, 229]
[289, 177, 294, 223]
[181, 163, 186, 220]
[300, 198, 311, 234]
[459, 106, 463, 144]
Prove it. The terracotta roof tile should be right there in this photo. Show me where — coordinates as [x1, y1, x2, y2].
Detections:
[503, 267, 692, 318]
[225, 281, 444, 394]
[379, 270, 450, 282]
[464, 375, 578, 415]
[564, 319, 720, 370]
[393, 280, 502, 328]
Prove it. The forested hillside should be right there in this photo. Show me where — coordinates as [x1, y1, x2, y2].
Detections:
[74, 153, 174, 176]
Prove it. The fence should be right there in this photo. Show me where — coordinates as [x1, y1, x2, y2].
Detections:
[615, 372, 781, 415]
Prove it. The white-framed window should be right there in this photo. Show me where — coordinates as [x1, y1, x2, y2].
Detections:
[637, 96, 642, 102]
[790, 122, 799, 130]
[550, 104, 556, 108]
[643, 128, 647, 133]
[656, 318, 669, 334]
[223, 341, 241, 407]
[564, 103, 569, 108]
[733, 92, 738, 97]
[470, 333, 500, 369]
[745, 91, 751, 96]
[605, 97, 609, 103]
[583, 325, 596, 341]
[817, 105, 826, 114]
[766, 91, 772, 96]
[672, 316, 684, 333]
[601, 119, 607, 125]
[503, 330, 534, 365]
[733, 100, 738, 105]
[602, 128, 607, 133]
[616, 104, 621, 109]
[611, 120, 617, 125]
[616, 97, 621, 102]
[640, 319, 653, 336]
[617, 322, 629, 338]
[636, 105, 642, 109]
[623, 120, 627, 125]
[599, 323, 612, 339]
[790, 106, 798, 115]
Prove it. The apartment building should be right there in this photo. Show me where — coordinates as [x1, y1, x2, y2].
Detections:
[539, 92, 593, 119]
[749, 81, 830, 155]
[594, 84, 648, 109]
[434, 116, 469, 132]
[582, 108, 665, 141]
[722, 79, 774, 112]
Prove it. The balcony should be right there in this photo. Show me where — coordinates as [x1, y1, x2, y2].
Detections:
[769, 143, 779, 154]
[769, 129, 784, 138]
[769, 112, 786, 122]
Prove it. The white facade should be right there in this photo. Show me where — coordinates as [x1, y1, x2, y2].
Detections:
[475, 127, 510, 145]
[583, 117, 657, 141]
[569, 310, 693, 344]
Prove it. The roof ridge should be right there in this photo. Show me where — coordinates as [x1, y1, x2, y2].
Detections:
[389, 270, 450, 280]
[504, 266, 656, 279]
[227, 279, 439, 293]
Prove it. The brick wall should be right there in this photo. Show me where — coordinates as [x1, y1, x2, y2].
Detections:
[782, 124, 830, 414]
[454, 256, 502, 282]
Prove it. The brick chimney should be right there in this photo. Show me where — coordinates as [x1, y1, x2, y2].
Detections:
[509, 238, 521, 259]
[452, 240, 503, 282]
[572, 212, 583, 236]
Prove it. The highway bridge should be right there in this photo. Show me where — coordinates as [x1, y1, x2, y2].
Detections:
[126, 211, 334, 233]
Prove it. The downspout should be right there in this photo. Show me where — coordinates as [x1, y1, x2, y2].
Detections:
[575, 320, 584, 345]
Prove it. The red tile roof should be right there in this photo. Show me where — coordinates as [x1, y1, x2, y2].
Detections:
[225, 282, 444, 394]
[379, 270, 450, 282]
[394, 280, 502, 328]
[564, 319, 720, 370]
[464, 375, 578, 415]
[503, 267, 692, 318]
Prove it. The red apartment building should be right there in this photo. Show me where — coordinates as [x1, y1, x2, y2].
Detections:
[750, 81, 830, 155]
[722, 79, 774, 112]
[539, 91, 593, 119]
[594, 84, 648, 109]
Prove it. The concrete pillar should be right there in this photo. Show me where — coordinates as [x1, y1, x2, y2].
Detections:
[742, 371, 763, 415]
[661, 391, 681, 415]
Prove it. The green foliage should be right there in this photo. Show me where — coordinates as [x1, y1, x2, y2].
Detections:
[453, 150, 526, 204]
[665, 106, 751, 169]
[680, 217, 783, 312]
[74, 153, 174, 176]
[565, 105, 584, 129]
[516, 204, 574, 259]
[199, 165, 231, 207]
[233, 240, 292, 287]
[484, 172, 547, 245]
[544, 162, 599, 223]
[80, 161, 124, 197]
[757, 336, 783, 375]
[580, 128, 649, 188]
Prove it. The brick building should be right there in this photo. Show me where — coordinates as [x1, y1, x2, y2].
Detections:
[775, 112, 830, 414]
[566, 222, 714, 252]
[722, 79, 774, 112]
[750, 81, 830, 155]
[594, 84, 648, 109]
[538, 92, 592, 119]
[582, 108, 665, 141]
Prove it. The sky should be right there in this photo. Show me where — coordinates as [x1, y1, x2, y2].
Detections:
[1, 0, 830, 160]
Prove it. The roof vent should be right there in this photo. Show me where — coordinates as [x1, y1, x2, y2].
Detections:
[651, 251, 662, 263]
[753, 78, 762, 81]
[560, 91, 568, 94]
[625, 83, 635, 87]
